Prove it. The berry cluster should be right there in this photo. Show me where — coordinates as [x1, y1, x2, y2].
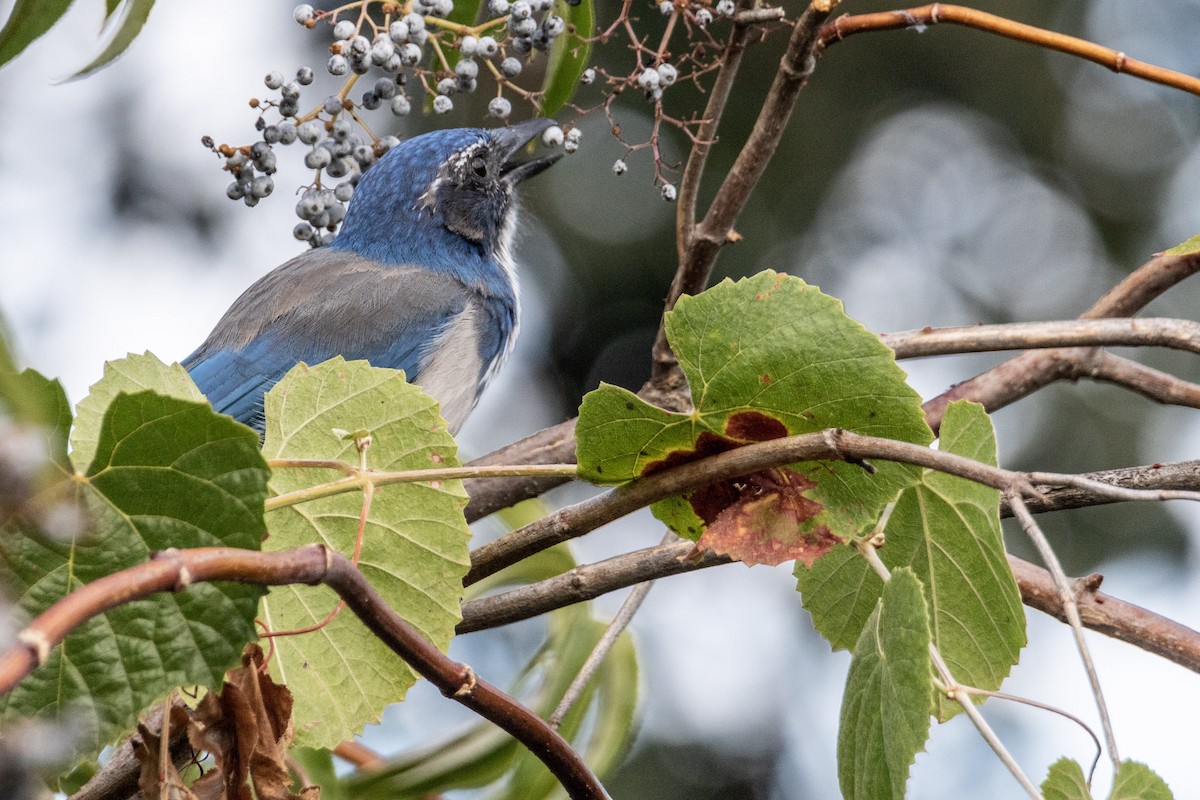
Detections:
[207, 0, 582, 246]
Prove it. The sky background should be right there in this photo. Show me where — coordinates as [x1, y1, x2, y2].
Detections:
[3, 0, 1200, 797]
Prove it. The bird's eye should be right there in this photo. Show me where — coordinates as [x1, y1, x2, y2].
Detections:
[471, 156, 488, 178]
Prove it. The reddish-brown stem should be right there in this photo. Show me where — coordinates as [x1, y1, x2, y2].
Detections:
[818, 4, 1200, 98]
[0, 546, 605, 800]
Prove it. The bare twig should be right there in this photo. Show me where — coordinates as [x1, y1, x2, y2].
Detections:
[923, 248, 1200, 429]
[1084, 352, 1200, 408]
[819, 4, 1200, 98]
[0, 546, 607, 800]
[548, 530, 675, 729]
[1008, 493, 1120, 773]
[883, 318, 1200, 359]
[466, 428, 1200, 584]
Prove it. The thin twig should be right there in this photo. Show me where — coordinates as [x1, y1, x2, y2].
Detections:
[1007, 492, 1121, 774]
[819, 4, 1200, 98]
[549, 530, 675, 729]
[957, 687, 1102, 785]
[1084, 352, 1200, 408]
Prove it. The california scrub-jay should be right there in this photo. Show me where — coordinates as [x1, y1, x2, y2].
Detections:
[184, 118, 561, 434]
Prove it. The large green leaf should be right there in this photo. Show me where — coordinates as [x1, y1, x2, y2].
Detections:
[69, 0, 156, 79]
[72, 352, 205, 473]
[837, 568, 932, 800]
[260, 358, 471, 749]
[0, 390, 269, 757]
[0, 0, 74, 70]
[798, 401, 1025, 719]
[577, 271, 931, 565]
[541, 0, 593, 115]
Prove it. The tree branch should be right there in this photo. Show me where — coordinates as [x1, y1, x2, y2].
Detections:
[818, 4, 1200, 98]
[651, 2, 834, 382]
[923, 248, 1200, 429]
[883, 317, 1200, 359]
[0, 546, 607, 800]
[465, 428, 1200, 585]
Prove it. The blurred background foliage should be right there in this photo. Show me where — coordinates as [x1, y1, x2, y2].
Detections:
[2, 0, 1200, 797]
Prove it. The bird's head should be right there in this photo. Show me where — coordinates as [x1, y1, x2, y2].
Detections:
[332, 119, 562, 278]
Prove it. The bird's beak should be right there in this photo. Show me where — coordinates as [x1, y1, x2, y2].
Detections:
[496, 118, 563, 185]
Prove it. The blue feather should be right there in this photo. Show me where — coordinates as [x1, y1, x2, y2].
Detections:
[185, 121, 558, 434]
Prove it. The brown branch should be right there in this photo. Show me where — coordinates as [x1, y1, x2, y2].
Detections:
[465, 428, 1200, 585]
[72, 699, 194, 800]
[463, 418, 579, 522]
[923, 248, 1200, 429]
[1003, 460, 1200, 516]
[883, 318, 1200, 359]
[0, 546, 606, 800]
[818, 4, 1200, 98]
[1085, 352, 1200, 408]
[460, 540, 1200, 675]
[1010, 559, 1200, 673]
[650, 2, 834, 383]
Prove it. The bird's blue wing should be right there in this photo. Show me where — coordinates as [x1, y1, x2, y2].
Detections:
[184, 248, 478, 429]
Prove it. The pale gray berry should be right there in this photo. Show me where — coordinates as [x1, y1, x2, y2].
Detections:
[433, 94, 453, 113]
[305, 147, 332, 169]
[333, 19, 356, 39]
[264, 71, 284, 90]
[565, 127, 582, 143]
[541, 125, 564, 146]
[580, 67, 595, 84]
[298, 121, 322, 144]
[695, 8, 712, 26]
[489, 0, 510, 14]
[459, 35, 478, 56]
[399, 43, 422, 66]
[328, 54, 349, 75]
[500, 57, 522, 77]
[612, 159, 627, 176]
[334, 181, 355, 202]
[437, 77, 457, 95]
[323, 95, 344, 115]
[478, 36, 499, 57]
[296, 66, 315, 85]
[294, 222, 315, 241]
[390, 95, 412, 115]
[510, 0, 532, 19]
[389, 20, 409, 42]
[715, 0, 735, 15]
[293, 4, 314, 24]
[637, 68, 660, 91]
[661, 183, 677, 201]
[488, 96, 511, 118]
[277, 121, 298, 144]
[657, 63, 677, 85]
[660, 1, 673, 14]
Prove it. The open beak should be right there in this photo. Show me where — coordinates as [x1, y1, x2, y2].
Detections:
[495, 118, 564, 185]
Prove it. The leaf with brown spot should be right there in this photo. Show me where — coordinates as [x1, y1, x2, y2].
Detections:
[188, 644, 317, 800]
[694, 468, 840, 566]
[577, 271, 931, 555]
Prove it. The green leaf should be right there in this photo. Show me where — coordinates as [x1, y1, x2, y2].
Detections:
[260, 358, 471, 749]
[0, 390, 269, 758]
[1042, 758, 1091, 800]
[69, 0, 155, 80]
[104, 0, 122, 20]
[837, 568, 932, 800]
[577, 271, 931, 565]
[0, 0, 74, 70]
[541, 0, 593, 115]
[0, 311, 16, 372]
[71, 352, 205, 474]
[0, 368, 72, 469]
[1110, 761, 1174, 800]
[1164, 233, 1200, 256]
[797, 402, 1025, 720]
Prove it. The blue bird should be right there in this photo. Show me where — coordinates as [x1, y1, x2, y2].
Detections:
[184, 119, 561, 434]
